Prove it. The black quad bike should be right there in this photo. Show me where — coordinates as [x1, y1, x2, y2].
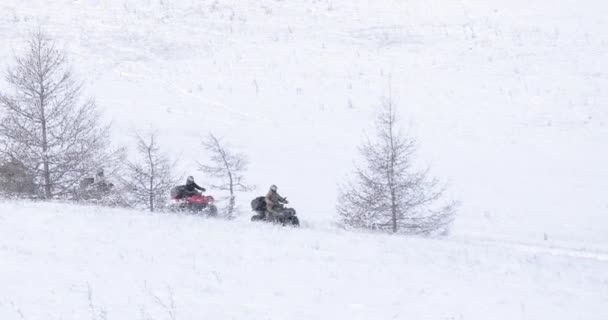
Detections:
[250, 196, 300, 227]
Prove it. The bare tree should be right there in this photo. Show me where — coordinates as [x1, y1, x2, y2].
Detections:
[0, 31, 114, 198]
[199, 133, 253, 217]
[122, 131, 176, 212]
[338, 95, 456, 235]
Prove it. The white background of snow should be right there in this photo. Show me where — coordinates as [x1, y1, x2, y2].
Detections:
[1, 201, 607, 319]
[0, 0, 607, 319]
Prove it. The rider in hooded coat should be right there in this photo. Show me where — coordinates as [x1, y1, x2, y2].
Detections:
[265, 184, 288, 219]
[184, 176, 206, 197]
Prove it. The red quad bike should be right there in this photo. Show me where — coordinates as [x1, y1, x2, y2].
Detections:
[170, 192, 218, 217]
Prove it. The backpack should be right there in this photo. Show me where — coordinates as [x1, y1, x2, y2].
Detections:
[250, 196, 266, 211]
[171, 185, 187, 199]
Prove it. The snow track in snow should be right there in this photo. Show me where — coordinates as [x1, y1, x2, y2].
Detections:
[453, 234, 608, 262]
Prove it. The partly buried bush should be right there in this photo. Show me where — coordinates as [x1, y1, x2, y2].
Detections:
[0, 157, 37, 196]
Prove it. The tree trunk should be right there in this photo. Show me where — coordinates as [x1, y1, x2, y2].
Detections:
[148, 144, 155, 212]
[388, 102, 397, 233]
[391, 190, 397, 233]
[40, 89, 51, 198]
[228, 172, 234, 217]
[228, 195, 235, 218]
[149, 177, 154, 212]
[42, 126, 51, 198]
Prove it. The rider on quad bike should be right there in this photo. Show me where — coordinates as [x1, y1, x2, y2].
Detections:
[169, 176, 217, 216]
[77, 168, 129, 207]
[171, 176, 206, 200]
[251, 185, 299, 226]
[265, 184, 288, 218]
[79, 168, 114, 199]
[184, 176, 206, 196]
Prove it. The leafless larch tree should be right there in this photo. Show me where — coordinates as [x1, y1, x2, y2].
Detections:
[338, 96, 457, 235]
[0, 31, 114, 198]
[122, 131, 177, 212]
[199, 133, 253, 218]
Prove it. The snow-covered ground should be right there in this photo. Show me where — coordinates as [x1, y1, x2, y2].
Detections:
[1, 201, 607, 319]
[1, 0, 607, 319]
[1, 0, 606, 243]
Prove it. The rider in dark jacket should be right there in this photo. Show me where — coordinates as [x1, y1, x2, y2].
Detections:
[184, 176, 206, 197]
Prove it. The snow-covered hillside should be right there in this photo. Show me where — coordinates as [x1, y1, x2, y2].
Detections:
[1, 201, 607, 319]
[1, 0, 607, 318]
[1, 0, 607, 242]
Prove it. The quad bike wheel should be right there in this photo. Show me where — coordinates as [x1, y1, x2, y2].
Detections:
[278, 215, 299, 226]
[207, 204, 218, 217]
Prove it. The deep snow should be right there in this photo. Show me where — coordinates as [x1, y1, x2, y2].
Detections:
[1, 0, 607, 319]
[1, 201, 607, 319]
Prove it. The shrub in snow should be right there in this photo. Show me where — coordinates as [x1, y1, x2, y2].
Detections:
[0, 155, 37, 196]
[121, 131, 177, 212]
[199, 133, 253, 218]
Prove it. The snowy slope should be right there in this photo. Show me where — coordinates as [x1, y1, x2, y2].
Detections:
[1, 0, 607, 244]
[1, 201, 607, 320]
[0, 1, 607, 318]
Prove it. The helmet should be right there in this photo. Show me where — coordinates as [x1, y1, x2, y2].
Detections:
[270, 184, 278, 192]
[187, 176, 194, 183]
